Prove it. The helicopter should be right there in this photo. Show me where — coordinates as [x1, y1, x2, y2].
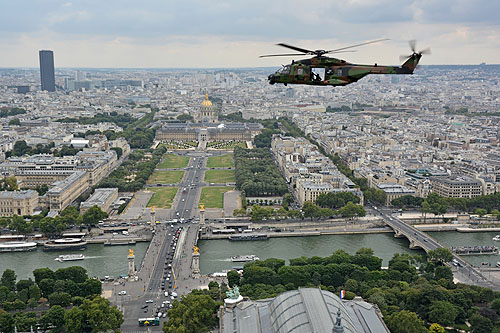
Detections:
[260, 39, 430, 87]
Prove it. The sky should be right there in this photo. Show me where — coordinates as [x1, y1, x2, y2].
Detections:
[1, 0, 499, 68]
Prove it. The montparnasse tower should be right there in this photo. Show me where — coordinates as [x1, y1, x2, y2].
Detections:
[197, 93, 218, 123]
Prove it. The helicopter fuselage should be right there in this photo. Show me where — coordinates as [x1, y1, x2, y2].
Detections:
[268, 55, 419, 87]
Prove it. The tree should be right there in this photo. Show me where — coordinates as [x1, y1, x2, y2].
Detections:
[55, 266, 88, 284]
[64, 307, 84, 333]
[474, 208, 487, 217]
[41, 305, 66, 332]
[427, 248, 453, 264]
[48, 291, 71, 307]
[12, 140, 30, 156]
[33, 268, 55, 284]
[82, 205, 108, 226]
[1, 176, 18, 191]
[78, 296, 123, 332]
[163, 294, 219, 333]
[8, 118, 20, 126]
[227, 270, 240, 288]
[469, 313, 493, 333]
[337, 202, 366, 219]
[429, 323, 445, 333]
[302, 201, 320, 220]
[428, 301, 458, 326]
[177, 114, 194, 122]
[385, 310, 427, 333]
[1, 269, 16, 291]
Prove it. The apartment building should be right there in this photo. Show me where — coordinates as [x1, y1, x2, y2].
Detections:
[0, 190, 39, 217]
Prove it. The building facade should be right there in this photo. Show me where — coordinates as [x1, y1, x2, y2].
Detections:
[80, 188, 118, 214]
[39, 50, 55, 92]
[430, 175, 483, 198]
[0, 190, 39, 217]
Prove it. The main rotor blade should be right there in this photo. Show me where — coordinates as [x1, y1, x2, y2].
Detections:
[328, 50, 357, 54]
[326, 38, 390, 53]
[276, 43, 313, 54]
[409, 40, 417, 52]
[419, 47, 431, 55]
[259, 53, 307, 58]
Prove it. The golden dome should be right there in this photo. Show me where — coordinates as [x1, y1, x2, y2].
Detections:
[201, 93, 212, 107]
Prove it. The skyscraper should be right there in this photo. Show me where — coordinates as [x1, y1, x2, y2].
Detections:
[39, 50, 55, 92]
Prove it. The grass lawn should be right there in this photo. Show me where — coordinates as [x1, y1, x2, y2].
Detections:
[199, 187, 234, 208]
[147, 171, 184, 184]
[157, 154, 190, 169]
[204, 170, 235, 183]
[206, 153, 234, 168]
[206, 141, 247, 150]
[147, 187, 178, 209]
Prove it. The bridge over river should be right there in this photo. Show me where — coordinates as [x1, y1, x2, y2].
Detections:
[374, 207, 500, 291]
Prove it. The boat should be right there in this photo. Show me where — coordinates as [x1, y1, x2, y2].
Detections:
[104, 240, 136, 246]
[496, 262, 500, 268]
[451, 246, 499, 255]
[229, 234, 269, 241]
[0, 241, 37, 253]
[231, 255, 260, 262]
[43, 238, 87, 252]
[55, 254, 85, 262]
[492, 235, 500, 241]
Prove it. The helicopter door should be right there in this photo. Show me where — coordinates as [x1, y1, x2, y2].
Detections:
[311, 67, 325, 82]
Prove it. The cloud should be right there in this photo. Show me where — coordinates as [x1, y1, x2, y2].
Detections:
[0, 0, 499, 66]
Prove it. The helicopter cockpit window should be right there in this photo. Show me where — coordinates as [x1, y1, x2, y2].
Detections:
[279, 65, 290, 75]
[311, 67, 325, 81]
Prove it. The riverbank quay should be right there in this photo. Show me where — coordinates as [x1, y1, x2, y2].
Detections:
[199, 221, 499, 240]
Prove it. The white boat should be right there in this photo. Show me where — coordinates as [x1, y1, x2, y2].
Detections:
[0, 241, 37, 253]
[492, 235, 500, 241]
[231, 254, 260, 262]
[43, 238, 87, 251]
[55, 254, 85, 262]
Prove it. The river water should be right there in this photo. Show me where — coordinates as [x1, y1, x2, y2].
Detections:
[1, 231, 498, 280]
[198, 231, 500, 274]
[0, 242, 149, 280]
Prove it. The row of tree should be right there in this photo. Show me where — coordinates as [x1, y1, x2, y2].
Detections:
[234, 147, 288, 197]
[8, 141, 83, 158]
[393, 192, 500, 217]
[0, 205, 108, 236]
[0, 266, 121, 332]
[229, 249, 500, 332]
[96, 146, 166, 192]
[0, 107, 26, 118]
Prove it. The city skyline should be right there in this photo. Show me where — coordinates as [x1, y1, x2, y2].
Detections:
[1, 0, 499, 68]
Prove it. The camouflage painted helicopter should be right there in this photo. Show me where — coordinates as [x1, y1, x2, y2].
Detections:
[261, 39, 430, 87]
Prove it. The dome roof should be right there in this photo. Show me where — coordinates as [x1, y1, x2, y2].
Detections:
[201, 93, 212, 107]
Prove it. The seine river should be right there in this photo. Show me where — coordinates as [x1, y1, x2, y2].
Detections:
[0, 242, 149, 280]
[198, 231, 500, 275]
[1, 231, 499, 279]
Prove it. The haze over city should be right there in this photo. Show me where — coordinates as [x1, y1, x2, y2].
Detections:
[1, 0, 500, 67]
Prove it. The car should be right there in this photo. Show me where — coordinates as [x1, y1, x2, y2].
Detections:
[164, 291, 169, 297]
[118, 290, 126, 295]
[141, 304, 148, 309]
[163, 312, 167, 318]
[170, 295, 175, 300]
[161, 303, 165, 308]
[146, 299, 153, 303]
[171, 292, 178, 297]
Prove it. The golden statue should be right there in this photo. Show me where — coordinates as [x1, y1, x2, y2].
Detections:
[128, 249, 134, 257]
[151, 206, 155, 213]
[200, 204, 204, 211]
[193, 245, 199, 255]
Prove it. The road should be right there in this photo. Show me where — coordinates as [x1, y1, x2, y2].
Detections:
[113, 150, 230, 332]
[374, 206, 499, 291]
